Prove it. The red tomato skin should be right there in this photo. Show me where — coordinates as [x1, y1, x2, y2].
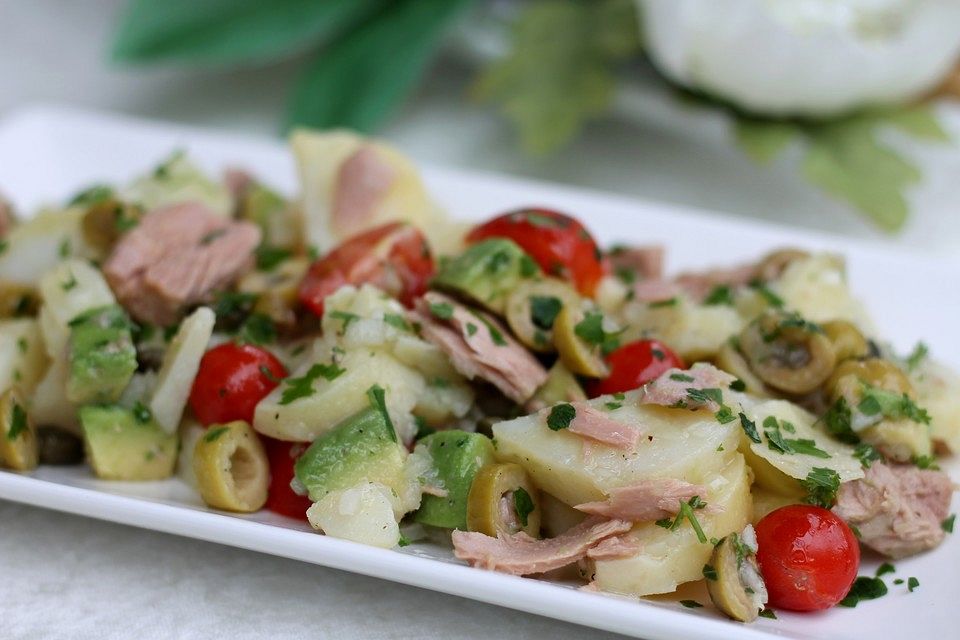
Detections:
[586, 340, 685, 397]
[298, 222, 434, 317]
[755, 505, 860, 612]
[466, 208, 605, 296]
[188, 343, 287, 427]
[263, 437, 312, 520]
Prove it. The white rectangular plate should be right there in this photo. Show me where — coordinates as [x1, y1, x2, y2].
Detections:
[0, 105, 956, 640]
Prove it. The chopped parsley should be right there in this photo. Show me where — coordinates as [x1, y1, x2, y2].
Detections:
[58, 238, 72, 258]
[838, 576, 888, 608]
[0, 240, 7, 256]
[905, 342, 928, 371]
[702, 564, 718, 581]
[213, 291, 257, 328]
[529, 296, 563, 330]
[366, 384, 397, 442]
[279, 362, 345, 405]
[7, 402, 27, 440]
[383, 313, 411, 332]
[875, 562, 896, 577]
[398, 534, 412, 548]
[764, 416, 830, 458]
[913, 455, 940, 471]
[68, 184, 114, 207]
[907, 577, 919, 593]
[513, 487, 535, 527]
[474, 314, 508, 346]
[648, 297, 678, 308]
[714, 405, 736, 425]
[574, 311, 622, 355]
[204, 426, 229, 443]
[739, 413, 762, 443]
[801, 467, 841, 508]
[703, 285, 735, 307]
[519, 254, 539, 278]
[663, 497, 708, 544]
[200, 228, 228, 245]
[822, 397, 858, 444]
[729, 379, 747, 392]
[679, 600, 702, 609]
[669, 373, 694, 383]
[685, 387, 723, 407]
[758, 608, 777, 619]
[16, 337, 27, 354]
[546, 403, 576, 431]
[60, 272, 77, 291]
[749, 280, 784, 308]
[259, 365, 281, 384]
[853, 442, 882, 469]
[237, 313, 276, 345]
[942, 514, 955, 533]
[132, 401, 152, 424]
[614, 266, 636, 285]
[255, 245, 292, 271]
[465, 322, 478, 337]
[857, 386, 930, 425]
[604, 401, 623, 411]
[651, 348, 665, 361]
[329, 310, 359, 333]
[428, 302, 454, 320]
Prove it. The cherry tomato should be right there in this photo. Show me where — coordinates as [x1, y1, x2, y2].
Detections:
[466, 208, 605, 296]
[263, 437, 312, 520]
[586, 339, 685, 397]
[755, 505, 860, 612]
[188, 342, 287, 426]
[298, 222, 434, 317]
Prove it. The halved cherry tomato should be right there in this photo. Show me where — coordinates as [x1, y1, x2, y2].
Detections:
[188, 342, 287, 426]
[586, 339, 685, 397]
[263, 437, 312, 520]
[298, 222, 434, 317]
[466, 208, 605, 296]
[755, 505, 860, 612]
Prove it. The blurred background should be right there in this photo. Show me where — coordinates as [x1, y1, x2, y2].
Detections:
[2, 0, 960, 254]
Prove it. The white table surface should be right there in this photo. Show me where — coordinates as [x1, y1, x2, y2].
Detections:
[1, 2, 958, 639]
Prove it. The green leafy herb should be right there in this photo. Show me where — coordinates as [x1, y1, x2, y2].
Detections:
[513, 487, 535, 527]
[58, 238, 72, 258]
[329, 310, 359, 333]
[383, 313, 411, 332]
[519, 254, 539, 278]
[739, 413, 762, 444]
[255, 245, 292, 271]
[907, 577, 919, 593]
[875, 562, 896, 578]
[729, 379, 746, 392]
[366, 384, 397, 442]
[666, 498, 708, 544]
[823, 397, 858, 444]
[604, 401, 623, 411]
[669, 373, 694, 383]
[703, 285, 735, 306]
[68, 184, 114, 207]
[913, 455, 940, 471]
[279, 362, 345, 405]
[259, 365, 281, 384]
[648, 297, 678, 308]
[685, 387, 723, 407]
[858, 386, 930, 425]
[749, 280, 785, 308]
[529, 295, 563, 330]
[679, 600, 702, 609]
[838, 576, 888, 608]
[465, 322, 478, 337]
[16, 338, 27, 354]
[132, 401, 153, 425]
[7, 402, 27, 441]
[905, 342, 929, 371]
[853, 442, 881, 469]
[758, 608, 777, 620]
[236, 313, 276, 345]
[574, 310, 622, 355]
[60, 272, 78, 291]
[547, 403, 576, 431]
[893, 578, 904, 585]
[942, 514, 955, 534]
[473, 313, 508, 346]
[398, 534, 412, 548]
[702, 564, 718, 581]
[801, 467, 841, 508]
[714, 406, 736, 425]
[654, 518, 673, 529]
[204, 426, 229, 443]
[428, 302, 454, 320]
[200, 228, 228, 245]
[765, 417, 831, 458]
[0, 240, 7, 256]
[213, 291, 257, 329]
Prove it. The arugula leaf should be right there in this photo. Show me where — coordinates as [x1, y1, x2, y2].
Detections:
[113, 0, 381, 65]
[472, 0, 641, 154]
[286, 0, 472, 132]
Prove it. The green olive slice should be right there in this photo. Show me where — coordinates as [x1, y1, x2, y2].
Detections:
[822, 320, 869, 362]
[706, 527, 767, 623]
[467, 463, 541, 538]
[193, 421, 269, 513]
[739, 311, 836, 395]
[715, 341, 769, 397]
[0, 388, 38, 471]
[554, 305, 610, 378]
[504, 278, 580, 352]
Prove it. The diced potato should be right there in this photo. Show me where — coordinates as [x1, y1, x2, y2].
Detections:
[910, 358, 960, 454]
[148, 307, 215, 434]
[123, 152, 232, 217]
[492, 392, 741, 507]
[30, 355, 79, 434]
[291, 130, 460, 254]
[0, 319, 48, 395]
[37, 260, 116, 357]
[254, 349, 424, 443]
[306, 481, 401, 549]
[0, 208, 93, 286]
[739, 399, 864, 493]
[590, 453, 752, 596]
[620, 298, 744, 361]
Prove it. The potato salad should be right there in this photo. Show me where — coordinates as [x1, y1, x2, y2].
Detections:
[0, 130, 956, 622]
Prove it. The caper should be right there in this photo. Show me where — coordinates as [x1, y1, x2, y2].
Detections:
[467, 463, 541, 538]
[822, 320, 870, 362]
[36, 427, 84, 465]
[739, 311, 837, 395]
[193, 421, 269, 513]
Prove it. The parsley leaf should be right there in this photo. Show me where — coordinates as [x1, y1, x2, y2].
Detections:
[7, 402, 27, 441]
[679, 600, 702, 609]
[838, 576, 888, 608]
[132, 401, 153, 425]
[758, 608, 777, 619]
[749, 280, 784, 308]
[237, 313, 276, 345]
[204, 426, 229, 443]
[853, 442, 882, 468]
[383, 313, 411, 332]
[329, 310, 359, 333]
[366, 384, 397, 442]
[801, 467, 841, 508]
[669, 373, 694, 383]
[529, 295, 563, 330]
[858, 386, 931, 425]
[546, 403, 576, 431]
[905, 342, 929, 371]
[913, 455, 940, 471]
[764, 416, 830, 458]
[574, 310, 622, 355]
[668, 498, 708, 543]
[729, 379, 746, 392]
[739, 413, 762, 444]
[398, 534, 412, 548]
[703, 285, 735, 306]
[279, 362, 345, 405]
[907, 577, 919, 593]
[513, 487, 535, 527]
[823, 397, 858, 444]
[943, 514, 956, 534]
[428, 302, 454, 320]
[648, 297, 678, 308]
[702, 564, 718, 581]
[255, 245, 292, 271]
[875, 562, 896, 578]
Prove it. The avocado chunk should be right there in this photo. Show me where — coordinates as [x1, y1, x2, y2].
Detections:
[80, 405, 178, 480]
[414, 430, 495, 530]
[432, 239, 540, 313]
[294, 405, 406, 502]
[67, 305, 137, 404]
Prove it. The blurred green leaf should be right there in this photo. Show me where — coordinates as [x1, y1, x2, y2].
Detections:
[284, 0, 472, 133]
[880, 106, 951, 142]
[734, 119, 798, 163]
[474, 0, 642, 155]
[112, 0, 382, 65]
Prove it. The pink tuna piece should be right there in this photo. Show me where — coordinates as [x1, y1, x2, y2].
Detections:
[575, 479, 706, 522]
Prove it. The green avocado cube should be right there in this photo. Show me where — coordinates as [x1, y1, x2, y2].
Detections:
[431, 239, 539, 313]
[294, 406, 406, 502]
[414, 430, 495, 530]
[67, 305, 137, 404]
[80, 405, 178, 481]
